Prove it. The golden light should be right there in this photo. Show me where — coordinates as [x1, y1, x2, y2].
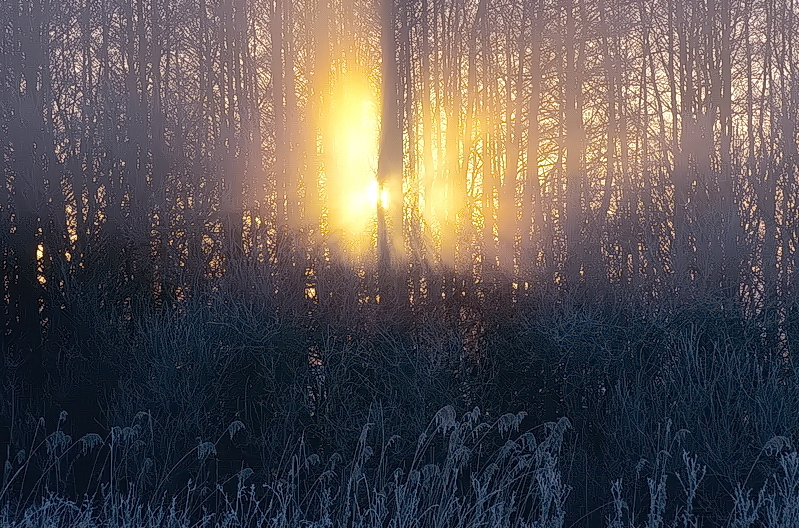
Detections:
[321, 64, 382, 255]
[36, 243, 46, 284]
[367, 180, 390, 211]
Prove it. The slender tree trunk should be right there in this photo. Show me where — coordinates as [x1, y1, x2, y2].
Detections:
[499, 9, 525, 273]
[420, 0, 435, 261]
[271, 0, 286, 227]
[282, 0, 299, 228]
[564, 3, 583, 289]
[521, 0, 544, 278]
[376, 0, 404, 275]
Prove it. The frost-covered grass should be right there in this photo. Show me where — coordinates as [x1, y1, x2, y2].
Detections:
[5, 255, 799, 526]
[1, 405, 571, 527]
[4, 406, 799, 528]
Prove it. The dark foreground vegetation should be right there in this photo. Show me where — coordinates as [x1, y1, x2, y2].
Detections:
[3, 237, 799, 527]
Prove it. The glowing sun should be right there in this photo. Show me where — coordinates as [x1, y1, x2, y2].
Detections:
[322, 64, 383, 252]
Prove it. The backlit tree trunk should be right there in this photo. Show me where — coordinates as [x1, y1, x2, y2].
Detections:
[377, 0, 404, 274]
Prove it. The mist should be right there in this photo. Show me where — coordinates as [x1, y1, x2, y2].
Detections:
[2, 0, 799, 525]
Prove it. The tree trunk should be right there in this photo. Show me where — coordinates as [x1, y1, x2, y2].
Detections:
[376, 0, 404, 275]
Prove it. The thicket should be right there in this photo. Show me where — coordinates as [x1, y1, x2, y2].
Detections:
[3, 234, 799, 527]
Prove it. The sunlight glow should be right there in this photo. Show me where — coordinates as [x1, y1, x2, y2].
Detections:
[36, 244, 46, 284]
[321, 65, 381, 255]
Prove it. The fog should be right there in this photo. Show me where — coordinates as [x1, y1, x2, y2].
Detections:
[2, 0, 799, 524]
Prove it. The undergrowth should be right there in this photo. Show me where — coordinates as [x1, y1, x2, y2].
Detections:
[3, 403, 799, 527]
[4, 260, 799, 526]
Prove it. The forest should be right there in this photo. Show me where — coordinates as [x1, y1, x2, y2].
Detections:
[2, 0, 799, 525]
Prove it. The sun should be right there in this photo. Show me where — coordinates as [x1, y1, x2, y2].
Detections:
[321, 63, 383, 253]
